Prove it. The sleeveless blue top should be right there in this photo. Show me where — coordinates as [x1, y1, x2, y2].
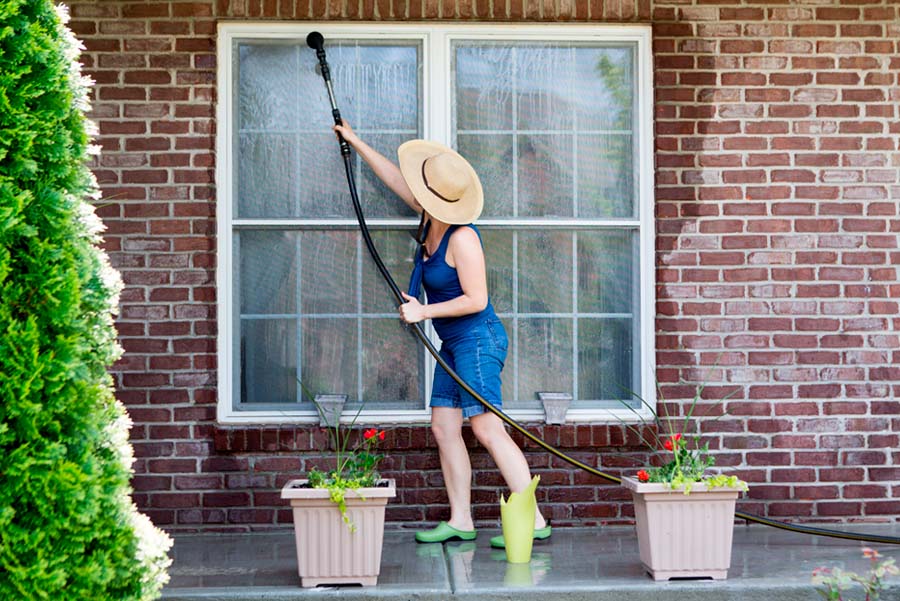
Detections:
[407, 224, 497, 343]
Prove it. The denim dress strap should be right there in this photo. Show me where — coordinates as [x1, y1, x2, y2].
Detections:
[407, 224, 460, 300]
[407, 245, 425, 300]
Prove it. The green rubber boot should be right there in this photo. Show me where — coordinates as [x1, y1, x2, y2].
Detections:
[490, 525, 552, 549]
[415, 521, 477, 543]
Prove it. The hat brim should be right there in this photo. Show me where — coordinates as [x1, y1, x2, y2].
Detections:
[398, 140, 483, 225]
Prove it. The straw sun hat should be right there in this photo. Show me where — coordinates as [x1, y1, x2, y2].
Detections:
[398, 140, 484, 225]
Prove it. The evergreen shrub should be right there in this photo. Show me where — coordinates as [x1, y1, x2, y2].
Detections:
[0, 2, 172, 599]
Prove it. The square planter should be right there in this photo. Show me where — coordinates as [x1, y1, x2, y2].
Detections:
[623, 477, 742, 581]
[281, 478, 396, 587]
[538, 392, 572, 425]
[313, 394, 346, 428]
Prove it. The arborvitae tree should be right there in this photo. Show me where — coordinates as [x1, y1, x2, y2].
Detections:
[0, 2, 171, 599]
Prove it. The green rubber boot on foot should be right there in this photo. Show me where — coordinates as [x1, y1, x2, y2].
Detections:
[415, 521, 477, 543]
[490, 525, 552, 549]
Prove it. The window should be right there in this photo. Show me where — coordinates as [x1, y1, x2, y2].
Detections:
[216, 24, 654, 424]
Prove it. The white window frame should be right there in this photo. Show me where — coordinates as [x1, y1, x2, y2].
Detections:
[216, 22, 655, 425]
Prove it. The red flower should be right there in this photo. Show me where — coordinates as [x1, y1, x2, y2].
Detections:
[378, 430, 385, 441]
[663, 433, 683, 451]
[363, 428, 376, 440]
[637, 470, 650, 482]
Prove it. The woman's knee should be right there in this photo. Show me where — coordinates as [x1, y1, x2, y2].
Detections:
[431, 410, 463, 446]
[470, 413, 507, 449]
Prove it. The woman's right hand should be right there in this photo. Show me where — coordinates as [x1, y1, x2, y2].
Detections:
[332, 119, 359, 146]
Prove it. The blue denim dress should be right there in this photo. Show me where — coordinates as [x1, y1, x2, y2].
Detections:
[407, 224, 508, 418]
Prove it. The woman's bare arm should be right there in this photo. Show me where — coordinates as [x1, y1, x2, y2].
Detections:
[333, 120, 421, 214]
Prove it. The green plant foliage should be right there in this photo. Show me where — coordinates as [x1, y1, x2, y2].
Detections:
[0, 2, 171, 599]
[619, 369, 749, 495]
[813, 548, 898, 601]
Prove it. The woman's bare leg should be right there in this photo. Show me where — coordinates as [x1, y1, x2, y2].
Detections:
[431, 407, 474, 530]
[470, 411, 546, 529]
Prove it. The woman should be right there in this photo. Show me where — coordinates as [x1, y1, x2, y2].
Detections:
[333, 121, 549, 547]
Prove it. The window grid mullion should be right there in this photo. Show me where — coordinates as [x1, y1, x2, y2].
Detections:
[571, 46, 578, 219]
[572, 231, 579, 404]
[296, 233, 303, 404]
[357, 233, 364, 405]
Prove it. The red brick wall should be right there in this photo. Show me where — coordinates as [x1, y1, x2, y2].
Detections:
[69, 0, 900, 531]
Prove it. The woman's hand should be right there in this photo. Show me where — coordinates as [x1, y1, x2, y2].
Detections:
[332, 119, 359, 146]
[399, 292, 428, 324]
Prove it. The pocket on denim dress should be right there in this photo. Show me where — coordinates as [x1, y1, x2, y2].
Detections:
[485, 319, 509, 356]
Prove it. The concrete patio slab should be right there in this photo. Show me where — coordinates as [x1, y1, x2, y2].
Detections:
[161, 525, 900, 601]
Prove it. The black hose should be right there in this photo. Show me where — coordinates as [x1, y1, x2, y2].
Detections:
[311, 35, 900, 547]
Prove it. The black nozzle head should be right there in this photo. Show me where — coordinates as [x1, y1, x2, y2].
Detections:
[306, 31, 325, 51]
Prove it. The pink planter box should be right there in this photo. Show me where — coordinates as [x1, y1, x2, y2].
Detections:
[623, 477, 742, 581]
[281, 479, 396, 587]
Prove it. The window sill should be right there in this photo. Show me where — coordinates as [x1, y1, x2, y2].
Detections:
[212, 422, 655, 453]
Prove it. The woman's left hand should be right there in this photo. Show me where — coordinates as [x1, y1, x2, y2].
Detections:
[399, 292, 427, 324]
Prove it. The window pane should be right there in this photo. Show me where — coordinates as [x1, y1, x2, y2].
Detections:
[298, 133, 355, 220]
[357, 45, 420, 130]
[518, 134, 574, 217]
[516, 318, 573, 408]
[577, 230, 637, 314]
[239, 231, 298, 315]
[518, 231, 573, 314]
[515, 46, 575, 131]
[457, 134, 514, 218]
[578, 318, 635, 403]
[239, 318, 297, 404]
[577, 134, 634, 218]
[300, 231, 358, 315]
[361, 318, 424, 408]
[238, 133, 299, 218]
[296, 42, 361, 128]
[362, 231, 418, 313]
[301, 317, 358, 400]
[238, 43, 300, 132]
[453, 45, 513, 131]
[452, 41, 637, 220]
[482, 229, 513, 314]
[230, 32, 645, 417]
[236, 40, 421, 219]
[574, 46, 634, 131]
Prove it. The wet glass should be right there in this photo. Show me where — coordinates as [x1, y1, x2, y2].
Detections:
[517, 318, 573, 405]
[578, 317, 634, 402]
[577, 230, 637, 314]
[362, 231, 418, 314]
[453, 44, 514, 131]
[301, 317, 358, 400]
[361, 318, 424, 407]
[517, 134, 574, 217]
[481, 229, 514, 314]
[518, 230, 573, 314]
[239, 230, 298, 315]
[238, 133, 299, 218]
[239, 318, 297, 404]
[300, 230, 358, 315]
[456, 134, 514, 217]
[577, 134, 634, 218]
[238, 43, 300, 132]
